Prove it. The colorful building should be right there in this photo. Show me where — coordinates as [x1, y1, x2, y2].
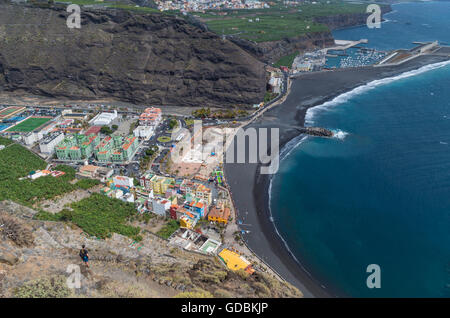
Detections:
[149, 175, 175, 195]
[195, 184, 212, 206]
[208, 203, 230, 225]
[139, 173, 154, 190]
[184, 198, 206, 219]
[55, 134, 99, 160]
[94, 135, 138, 162]
[218, 248, 255, 274]
[139, 107, 162, 127]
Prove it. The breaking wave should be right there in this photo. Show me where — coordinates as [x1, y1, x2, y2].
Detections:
[305, 60, 450, 125]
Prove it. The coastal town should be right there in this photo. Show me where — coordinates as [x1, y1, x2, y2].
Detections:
[1, 0, 450, 301]
[0, 102, 273, 280]
[1, 36, 449, 297]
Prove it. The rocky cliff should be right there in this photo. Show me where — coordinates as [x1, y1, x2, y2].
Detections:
[0, 200, 302, 298]
[227, 5, 392, 63]
[313, 4, 392, 30]
[229, 31, 334, 64]
[0, 4, 266, 107]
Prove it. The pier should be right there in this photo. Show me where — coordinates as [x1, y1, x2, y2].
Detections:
[376, 41, 450, 67]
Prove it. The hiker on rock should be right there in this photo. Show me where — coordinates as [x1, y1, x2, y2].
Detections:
[79, 244, 89, 268]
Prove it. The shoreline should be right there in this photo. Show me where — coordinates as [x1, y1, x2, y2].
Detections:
[223, 54, 450, 298]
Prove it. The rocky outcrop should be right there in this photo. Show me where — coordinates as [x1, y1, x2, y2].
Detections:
[0, 249, 20, 266]
[0, 201, 302, 298]
[313, 4, 392, 30]
[229, 31, 334, 64]
[0, 4, 266, 107]
[296, 127, 333, 137]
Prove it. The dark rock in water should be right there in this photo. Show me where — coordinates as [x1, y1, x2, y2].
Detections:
[0, 4, 266, 108]
[295, 127, 333, 137]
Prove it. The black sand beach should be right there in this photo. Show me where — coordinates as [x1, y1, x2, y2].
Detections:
[223, 54, 450, 298]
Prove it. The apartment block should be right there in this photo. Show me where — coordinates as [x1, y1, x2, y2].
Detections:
[55, 134, 99, 160]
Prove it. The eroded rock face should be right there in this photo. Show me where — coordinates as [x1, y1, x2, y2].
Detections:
[0, 4, 266, 107]
[0, 249, 19, 266]
[229, 31, 335, 64]
[312, 5, 392, 30]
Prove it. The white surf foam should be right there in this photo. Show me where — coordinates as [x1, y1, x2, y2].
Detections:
[265, 60, 450, 291]
[332, 129, 349, 140]
[305, 60, 450, 125]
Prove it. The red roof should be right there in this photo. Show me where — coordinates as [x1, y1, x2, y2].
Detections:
[84, 126, 102, 136]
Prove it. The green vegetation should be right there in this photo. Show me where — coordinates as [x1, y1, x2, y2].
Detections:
[145, 145, 159, 157]
[196, 0, 365, 42]
[0, 144, 76, 205]
[129, 120, 139, 135]
[204, 15, 326, 43]
[184, 119, 195, 127]
[35, 193, 141, 241]
[156, 219, 180, 239]
[0, 141, 102, 206]
[192, 107, 248, 119]
[52, 0, 112, 5]
[140, 145, 159, 172]
[107, 4, 160, 13]
[174, 288, 213, 298]
[100, 125, 117, 135]
[157, 136, 172, 143]
[0, 136, 13, 146]
[75, 178, 101, 190]
[273, 51, 299, 68]
[14, 276, 72, 298]
[6, 117, 51, 132]
[168, 119, 178, 130]
[264, 91, 279, 103]
[192, 108, 211, 119]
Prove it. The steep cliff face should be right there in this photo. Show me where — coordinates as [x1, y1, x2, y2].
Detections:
[229, 31, 334, 64]
[0, 4, 266, 107]
[313, 5, 392, 30]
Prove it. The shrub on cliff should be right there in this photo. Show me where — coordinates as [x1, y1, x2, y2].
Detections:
[14, 276, 72, 298]
[174, 288, 213, 298]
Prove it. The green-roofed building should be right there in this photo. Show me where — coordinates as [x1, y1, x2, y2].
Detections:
[55, 134, 100, 160]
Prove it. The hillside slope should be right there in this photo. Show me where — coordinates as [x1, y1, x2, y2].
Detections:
[0, 200, 303, 298]
[0, 4, 266, 107]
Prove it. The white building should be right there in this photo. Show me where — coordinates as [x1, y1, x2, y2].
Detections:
[39, 132, 64, 154]
[112, 175, 134, 188]
[89, 110, 118, 126]
[133, 126, 154, 139]
[151, 197, 171, 216]
[268, 76, 282, 94]
[24, 132, 41, 146]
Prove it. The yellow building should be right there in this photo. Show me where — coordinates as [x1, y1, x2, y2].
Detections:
[195, 184, 212, 206]
[208, 203, 230, 225]
[179, 213, 195, 229]
[218, 249, 255, 274]
[150, 175, 174, 195]
[162, 177, 175, 194]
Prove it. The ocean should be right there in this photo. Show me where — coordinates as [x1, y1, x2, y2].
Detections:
[270, 1, 450, 297]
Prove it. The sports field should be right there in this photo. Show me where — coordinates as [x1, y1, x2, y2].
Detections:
[6, 117, 52, 132]
[0, 106, 26, 119]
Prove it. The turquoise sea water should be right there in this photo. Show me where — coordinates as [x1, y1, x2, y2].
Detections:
[270, 1, 450, 297]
